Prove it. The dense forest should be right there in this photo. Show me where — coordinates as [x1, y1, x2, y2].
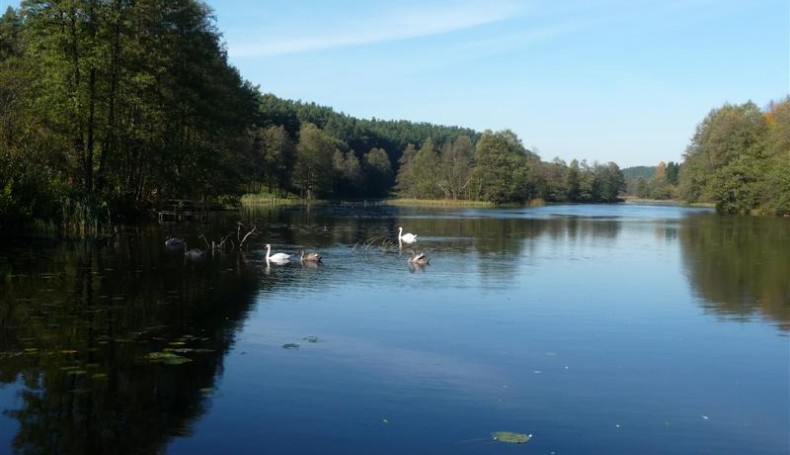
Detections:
[3, 2, 785, 237]
[0, 1, 627, 236]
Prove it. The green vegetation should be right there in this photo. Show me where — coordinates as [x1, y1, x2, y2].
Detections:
[0, 1, 628, 236]
[0, 2, 629, 236]
[252, 98, 627, 206]
[1, 1, 257, 234]
[491, 431, 532, 444]
[9, 2, 786, 237]
[387, 198, 495, 208]
[679, 99, 790, 215]
[623, 161, 680, 200]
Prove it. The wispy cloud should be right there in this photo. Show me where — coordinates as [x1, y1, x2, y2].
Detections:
[228, 1, 526, 57]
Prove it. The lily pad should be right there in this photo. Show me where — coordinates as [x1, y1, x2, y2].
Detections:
[145, 351, 193, 365]
[491, 431, 532, 444]
[164, 347, 195, 354]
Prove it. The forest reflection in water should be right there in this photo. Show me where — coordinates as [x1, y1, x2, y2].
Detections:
[0, 203, 787, 455]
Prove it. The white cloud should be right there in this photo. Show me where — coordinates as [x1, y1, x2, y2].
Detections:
[228, 1, 526, 57]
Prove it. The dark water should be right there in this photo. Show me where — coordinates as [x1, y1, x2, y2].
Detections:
[0, 203, 788, 455]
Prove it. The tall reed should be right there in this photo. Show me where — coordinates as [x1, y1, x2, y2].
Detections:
[60, 193, 111, 238]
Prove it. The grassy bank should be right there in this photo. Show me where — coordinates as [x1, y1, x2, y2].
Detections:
[386, 198, 496, 208]
[241, 191, 303, 205]
[623, 196, 716, 208]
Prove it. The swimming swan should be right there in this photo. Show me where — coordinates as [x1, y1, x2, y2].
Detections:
[265, 244, 291, 263]
[408, 251, 430, 265]
[183, 242, 206, 260]
[300, 250, 322, 263]
[398, 226, 417, 244]
[165, 237, 185, 249]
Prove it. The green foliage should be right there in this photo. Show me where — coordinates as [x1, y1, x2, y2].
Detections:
[2, 0, 657, 228]
[635, 176, 650, 198]
[1, 1, 257, 233]
[293, 123, 337, 199]
[362, 147, 393, 197]
[538, 158, 569, 202]
[333, 149, 363, 197]
[435, 136, 474, 200]
[60, 191, 111, 238]
[595, 162, 626, 202]
[665, 161, 680, 185]
[760, 99, 790, 215]
[392, 130, 626, 205]
[565, 159, 581, 201]
[473, 130, 533, 204]
[621, 166, 656, 180]
[679, 99, 788, 215]
[409, 139, 444, 199]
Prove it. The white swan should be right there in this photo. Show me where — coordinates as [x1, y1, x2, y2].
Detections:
[265, 244, 291, 263]
[183, 242, 206, 260]
[398, 226, 417, 244]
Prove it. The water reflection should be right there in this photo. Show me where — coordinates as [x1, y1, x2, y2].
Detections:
[1, 203, 788, 454]
[679, 214, 790, 330]
[240, 203, 788, 330]
[0, 228, 259, 455]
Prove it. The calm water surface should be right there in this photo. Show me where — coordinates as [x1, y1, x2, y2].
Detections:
[1, 203, 788, 454]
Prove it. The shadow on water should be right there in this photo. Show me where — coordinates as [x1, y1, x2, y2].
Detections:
[679, 213, 790, 330]
[0, 226, 262, 455]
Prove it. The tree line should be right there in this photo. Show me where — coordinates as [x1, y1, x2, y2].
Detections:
[1, 1, 258, 233]
[1, 1, 628, 236]
[623, 161, 680, 200]
[678, 99, 789, 215]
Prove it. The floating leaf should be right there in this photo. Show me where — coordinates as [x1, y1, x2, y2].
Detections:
[145, 352, 192, 365]
[282, 343, 300, 350]
[164, 347, 195, 354]
[491, 431, 532, 444]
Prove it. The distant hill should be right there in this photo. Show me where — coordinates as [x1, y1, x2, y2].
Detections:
[622, 166, 656, 180]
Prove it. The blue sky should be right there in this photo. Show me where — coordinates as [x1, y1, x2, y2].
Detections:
[210, 0, 788, 168]
[6, 0, 788, 167]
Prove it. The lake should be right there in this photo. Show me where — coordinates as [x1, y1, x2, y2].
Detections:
[0, 202, 788, 455]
